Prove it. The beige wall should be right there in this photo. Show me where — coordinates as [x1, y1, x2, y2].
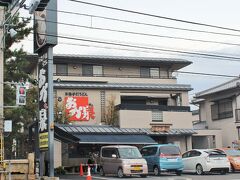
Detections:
[199, 96, 239, 147]
[119, 110, 152, 128]
[54, 139, 62, 168]
[193, 129, 223, 148]
[163, 111, 193, 129]
[119, 110, 193, 129]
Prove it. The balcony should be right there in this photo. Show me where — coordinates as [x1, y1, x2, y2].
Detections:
[115, 104, 191, 112]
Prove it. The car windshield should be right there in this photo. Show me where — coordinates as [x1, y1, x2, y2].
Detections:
[118, 147, 142, 159]
[224, 149, 240, 157]
[160, 146, 180, 155]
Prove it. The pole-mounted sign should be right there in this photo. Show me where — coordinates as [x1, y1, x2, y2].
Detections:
[16, 84, 26, 105]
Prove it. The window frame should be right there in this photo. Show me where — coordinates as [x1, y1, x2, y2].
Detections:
[211, 99, 233, 120]
[56, 64, 68, 75]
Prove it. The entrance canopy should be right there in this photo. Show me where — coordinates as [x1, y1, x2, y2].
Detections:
[55, 124, 157, 145]
[74, 134, 156, 144]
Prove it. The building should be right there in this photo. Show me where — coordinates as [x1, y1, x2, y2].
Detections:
[29, 54, 196, 168]
[193, 77, 240, 148]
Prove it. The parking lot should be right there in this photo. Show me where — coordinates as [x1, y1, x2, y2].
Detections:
[60, 173, 240, 180]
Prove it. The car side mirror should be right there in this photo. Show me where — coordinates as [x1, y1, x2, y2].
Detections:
[112, 154, 117, 158]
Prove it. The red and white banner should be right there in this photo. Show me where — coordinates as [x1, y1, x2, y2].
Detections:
[65, 96, 95, 121]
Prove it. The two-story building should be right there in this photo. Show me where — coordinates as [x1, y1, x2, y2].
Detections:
[193, 77, 240, 148]
[29, 54, 196, 168]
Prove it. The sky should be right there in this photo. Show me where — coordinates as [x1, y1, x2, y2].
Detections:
[16, 0, 240, 104]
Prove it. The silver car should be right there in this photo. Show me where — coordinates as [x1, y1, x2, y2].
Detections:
[99, 145, 148, 178]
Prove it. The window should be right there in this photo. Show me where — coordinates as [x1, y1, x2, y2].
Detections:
[189, 150, 201, 157]
[102, 148, 118, 158]
[211, 99, 233, 120]
[140, 147, 158, 156]
[150, 68, 159, 78]
[140, 67, 159, 78]
[152, 111, 163, 122]
[56, 64, 68, 75]
[182, 151, 190, 158]
[82, 64, 103, 76]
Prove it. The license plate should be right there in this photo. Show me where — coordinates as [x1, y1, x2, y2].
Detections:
[133, 167, 141, 171]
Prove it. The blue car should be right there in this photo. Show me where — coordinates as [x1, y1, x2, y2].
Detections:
[140, 144, 184, 176]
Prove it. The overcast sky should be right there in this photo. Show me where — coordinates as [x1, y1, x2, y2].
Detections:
[18, 0, 240, 102]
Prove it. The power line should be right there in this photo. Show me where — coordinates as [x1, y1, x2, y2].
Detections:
[23, 37, 240, 61]
[68, 0, 240, 33]
[22, 39, 238, 78]
[44, 8, 240, 38]
[29, 17, 240, 47]
[36, 32, 240, 62]
[176, 71, 238, 78]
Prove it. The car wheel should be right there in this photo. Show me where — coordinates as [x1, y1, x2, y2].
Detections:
[117, 168, 124, 178]
[140, 174, 147, 178]
[196, 164, 204, 175]
[99, 167, 105, 176]
[176, 170, 182, 176]
[153, 166, 160, 176]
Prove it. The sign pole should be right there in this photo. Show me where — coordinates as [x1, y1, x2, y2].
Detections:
[47, 46, 54, 176]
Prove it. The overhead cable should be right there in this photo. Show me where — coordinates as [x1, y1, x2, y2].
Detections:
[68, 0, 240, 33]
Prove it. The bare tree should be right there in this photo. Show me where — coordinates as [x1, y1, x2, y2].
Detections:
[103, 96, 118, 126]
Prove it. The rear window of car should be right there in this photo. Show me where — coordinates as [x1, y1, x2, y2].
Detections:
[159, 146, 180, 155]
[205, 150, 226, 157]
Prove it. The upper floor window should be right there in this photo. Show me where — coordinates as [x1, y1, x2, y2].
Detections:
[152, 111, 163, 122]
[56, 64, 68, 75]
[211, 99, 233, 120]
[140, 67, 159, 78]
[82, 64, 103, 76]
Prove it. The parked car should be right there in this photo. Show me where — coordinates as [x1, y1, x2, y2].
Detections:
[99, 145, 148, 178]
[216, 148, 240, 172]
[182, 149, 230, 175]
[140, 144, 184, 176]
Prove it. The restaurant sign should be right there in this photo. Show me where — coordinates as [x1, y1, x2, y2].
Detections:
[65, 96, 95, 121]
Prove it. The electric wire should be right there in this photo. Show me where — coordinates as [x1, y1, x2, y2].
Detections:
[27, 17, 240, 47]
[67, 0, 240, 33]
[23, 37, 240, 61]
[50, 8, 240, 38]
[35, 32, 240, 62]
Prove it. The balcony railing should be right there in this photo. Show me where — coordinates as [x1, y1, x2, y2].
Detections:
[53, 73, 175, 79]
[115, 104, 191, 112]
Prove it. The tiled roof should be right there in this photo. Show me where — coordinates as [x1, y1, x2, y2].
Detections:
[195, 77, 240, 97]
[53, 54, 192, 64]
[56, 124, 196, 136]
[54, 82, 192, 91]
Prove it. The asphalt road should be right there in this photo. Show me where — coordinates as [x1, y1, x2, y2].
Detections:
[59, 173, 240, 180]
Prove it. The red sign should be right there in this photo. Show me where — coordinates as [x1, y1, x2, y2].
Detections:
[65, 96, 95, 121]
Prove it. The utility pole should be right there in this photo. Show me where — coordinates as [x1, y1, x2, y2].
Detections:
[0, 6, 5, 169]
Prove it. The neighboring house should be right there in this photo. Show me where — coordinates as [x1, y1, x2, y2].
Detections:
[193, 77, 240, 148]
[28, 54, 196, 167]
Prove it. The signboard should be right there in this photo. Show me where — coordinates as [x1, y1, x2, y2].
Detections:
[65, 96, 95, 121]
[4, 120, 12, 132]
[34, 0, 57, 53]
[38, 52, 48, 151]
[16, 84, 26, 105]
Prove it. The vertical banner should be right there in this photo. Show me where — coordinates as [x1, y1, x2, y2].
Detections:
[38, 53, 48, 151]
